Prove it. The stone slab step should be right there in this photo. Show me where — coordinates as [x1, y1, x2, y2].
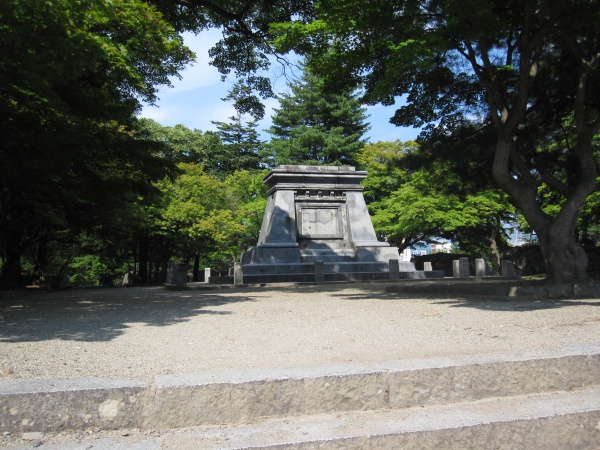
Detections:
[299, 248, 356, 254]
[6, 387, 600, 449]
[146, 387, 600, 449]
[300, 254, 355, 262]
[300, 248, 356, 263]
[1, 345, 598, 435]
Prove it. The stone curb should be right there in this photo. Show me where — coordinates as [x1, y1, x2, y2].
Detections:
[1, 345, 599, 434]
[386, 279, 600, 298]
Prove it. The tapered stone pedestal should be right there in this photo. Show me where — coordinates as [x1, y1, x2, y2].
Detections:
[215, 165, 443, 283]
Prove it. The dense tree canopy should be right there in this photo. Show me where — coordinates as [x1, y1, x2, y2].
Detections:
[148, 0, 600, 282]
[135, 118, 221, 165]
[149, 163, 267, 276]
[0, 0, 192, 287]
[264, 64, 369, 166]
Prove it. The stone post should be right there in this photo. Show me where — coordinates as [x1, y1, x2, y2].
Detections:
[460, 257, 470, 277]
[166, 263, 188, 287]
[475, 258, 487, 277]
[452, 260, 460, 278]
[234, 262, 244, 285]
[389, 259, 400, 281]
[453, 258, 469, 278]
[502, 260, 515, 278]
[204, 268, 211, 283]
[424, 262, 433, 271]
[314, 260, 325, 283]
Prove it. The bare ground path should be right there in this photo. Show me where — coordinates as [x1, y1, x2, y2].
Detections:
[1, 283, 599, 383]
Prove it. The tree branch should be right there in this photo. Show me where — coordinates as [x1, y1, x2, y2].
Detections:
[173, 0, 261, 38]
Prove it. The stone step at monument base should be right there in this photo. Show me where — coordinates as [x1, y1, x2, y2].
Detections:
[241, 261, 417, 274]
[300, 249, 356, 262]
[2, 346, 598, 448]
[209, 261, 444, 284]
[211, 270, 444, 284]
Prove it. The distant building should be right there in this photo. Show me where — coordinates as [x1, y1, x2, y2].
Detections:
[506, 227, 538, 246]
[430, 242, 452, 253]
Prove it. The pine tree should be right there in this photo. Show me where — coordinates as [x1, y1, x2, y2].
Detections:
[211, 81, 263, 174]
[264, 65, 369, 167]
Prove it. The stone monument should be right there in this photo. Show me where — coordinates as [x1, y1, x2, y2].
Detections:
[212, 165, 443, 283]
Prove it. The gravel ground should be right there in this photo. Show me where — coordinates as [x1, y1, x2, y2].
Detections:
[1, 283, 599, 384]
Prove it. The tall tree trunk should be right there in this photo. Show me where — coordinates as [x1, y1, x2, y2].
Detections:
[488, 217, 503, 275]
[34, 234, 49, 279]
[138, 235, 149, 284]
[193, 252, 200, 282]
[0, 246, 23, 289]
[493, 135, 595, 284]
[153, 262, 161, 284]
[538, 230, 588, 284]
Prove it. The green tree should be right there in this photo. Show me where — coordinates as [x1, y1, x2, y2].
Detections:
[264, 64, 369, 166]
[211, 81, 264, 174]
[0, 0, 192, 288]
[129, 119, 267, 282]
[223, 169, 268, 261]
[357, 140, 513, 271]
[267, 0, 600, 283]
[135, 118, 221, 165]
[149, 164, 267, 277]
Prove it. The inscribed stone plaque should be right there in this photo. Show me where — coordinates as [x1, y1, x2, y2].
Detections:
[298, 207, 342, 239]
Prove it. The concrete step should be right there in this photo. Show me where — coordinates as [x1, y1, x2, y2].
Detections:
[1, 345, 598, 438]
[145, 387, 600, 449]
[6, 387, 600, 449]
[161, 388, 600, 449]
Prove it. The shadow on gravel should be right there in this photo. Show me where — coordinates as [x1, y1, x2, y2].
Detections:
[321, 285, 600, 311]
[0, 287, 257, 343]
[232, 282, 394, 297]
[434, 298, 600, 311]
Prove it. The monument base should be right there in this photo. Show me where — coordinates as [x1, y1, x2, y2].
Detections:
[241, 244, 301, 265]
[209, 260, 444, 284]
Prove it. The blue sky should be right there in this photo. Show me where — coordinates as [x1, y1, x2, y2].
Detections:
[139, 30, 420, 143]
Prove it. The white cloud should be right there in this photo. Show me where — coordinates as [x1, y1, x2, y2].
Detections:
[167, 30, 223, 92]
[140, 104, 170, 124]
[197, 103, 237, 129]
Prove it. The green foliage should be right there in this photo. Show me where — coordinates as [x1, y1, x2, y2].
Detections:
[135, 118, 221, 165]
[358, 140, 513, 267]
[149, 164, 267, 273]
[264, 64, 369, 166]
[211, 81, 264, 174]
[0, 0, 193, 287]
[68, 255, 111, 287]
